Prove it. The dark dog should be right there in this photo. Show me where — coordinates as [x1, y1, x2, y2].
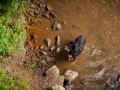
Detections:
[65, 35, 86, 62]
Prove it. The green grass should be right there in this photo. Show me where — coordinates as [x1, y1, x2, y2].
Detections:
[0, 0, 27, 58]
[0, 70, 14, 90]
[0, 70, 30, 90]
[53, 85, 60, 90]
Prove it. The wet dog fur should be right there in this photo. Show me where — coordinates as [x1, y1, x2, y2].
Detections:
[65, 35, 86, 62]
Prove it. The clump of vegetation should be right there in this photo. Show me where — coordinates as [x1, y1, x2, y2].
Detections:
[0, 70, 30, 90]
[0, 70, 14, 90]
[13, 76, 30, 90]
[0, 0, 27, 58]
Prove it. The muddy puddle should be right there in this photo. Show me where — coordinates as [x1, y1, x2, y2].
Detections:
[27, 0, 120, 89]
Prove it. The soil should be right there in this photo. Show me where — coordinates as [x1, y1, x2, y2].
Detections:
[1, 0, 62, 90]
[2, 0, 120, 90]
[23, 0, 63, 89]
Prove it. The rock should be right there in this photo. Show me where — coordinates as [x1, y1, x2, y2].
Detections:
[56, 35, 60, 47]
[50, 12, 57, 18]
[29, 10, 34, 16]
[27, 41, 34, 49]
[45, 65, 64, 88]
[43, 13, 50, 19]
[50, 46, 56, 52]
[30, 34, 38, 43]
[45, 27, 48, 30]
[106, 78, 116, 87]
[62, 21, 67, 25]
[44, 38, 51, 47]
[95, 68, 107, 78]
[38, 3, 43, 8]
[46, 5, 52, 11]
[29, 4, 35, 9]
[51, 85, 65, 90]
[40, 45, 44, 50]
[116, 74, 120, 82]
[34, 8, 39, 15]
[52, 52, 56, 57]
[102, 83, 114, 90]
[63, 69, 78, 83]
[46, 65, 59, 77]
[64, 83, 73, 90]
[37, 60, 47, 67]
[52, 22, 62, 30]
[55, 47, 60, 53]
[113, 74, 120, 90]
[45, 56, 54, 62]
[40, 51, 47, 56]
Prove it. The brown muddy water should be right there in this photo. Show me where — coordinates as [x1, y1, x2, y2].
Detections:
[27, 0, 120, 89]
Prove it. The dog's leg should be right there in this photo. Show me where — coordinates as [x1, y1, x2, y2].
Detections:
[68, 57, 70, 61]
[72, 60, 76, 64]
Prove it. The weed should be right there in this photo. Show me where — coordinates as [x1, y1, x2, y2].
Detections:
[0, 70, 14, 90]
[0, 70, 30, 90]
[53, 85, 60, 90]
[0, 0, 27, 58]
[13, 76, 30, 90]
[31, 61, 39, 68]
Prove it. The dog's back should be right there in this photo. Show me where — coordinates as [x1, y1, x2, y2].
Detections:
[71, 35, 86, 60]
[65, 35, 86, 61]
[75, 35, 86, 52]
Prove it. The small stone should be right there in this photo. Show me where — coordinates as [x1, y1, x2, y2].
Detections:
[63, 69, 78, 83]
[52, 22, 62, 30]
[56, 23, 62, 30]
[44, 38, 51, 47]
[62, 21, 67, 25]
[40, 45, 44, 50]
[30, 4, 35, 8]
[45, 56, 54, 62]
[34, 8, 39, 15]
[43, 13, 50, 19]
[40, 51, 47, 56]
[38, 60, 47, 67]
[56, 35, 60, 47]
[27, 41, 34, 49]
[116, 74, 120, 82]
[55, 47, 60, 53]
[45, 27, 48, 30]
[30, 34, 38, 43]
[106, 78, 116, 87]
[102, 83, 114, 90]
[50, 46, 56, 52]
[52, 52, 56, 57]
[64, 83, 73, 90]
[46, 5, 52, 11]
[50, 12, 57, 18]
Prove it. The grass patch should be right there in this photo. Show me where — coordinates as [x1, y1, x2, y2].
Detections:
[0, 0, 27, 58]
[0, 70, 30, 90]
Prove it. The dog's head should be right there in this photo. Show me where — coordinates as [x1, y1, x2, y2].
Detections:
[64, 46, 70, 52]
